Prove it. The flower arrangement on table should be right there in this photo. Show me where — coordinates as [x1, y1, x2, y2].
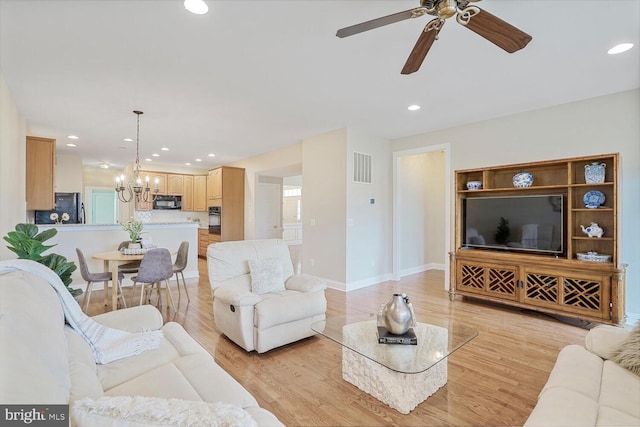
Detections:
[50, 212, 70, 224]
[122, 218, 145, 245]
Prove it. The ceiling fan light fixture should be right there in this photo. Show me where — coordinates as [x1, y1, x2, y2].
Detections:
[436, 0, 458, 19]
[184, 0, 208, 15]
[608, 43, 634, 55]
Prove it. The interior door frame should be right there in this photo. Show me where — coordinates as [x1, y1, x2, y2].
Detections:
[392, 143, 451, 289]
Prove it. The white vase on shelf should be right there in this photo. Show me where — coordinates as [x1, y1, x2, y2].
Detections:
[585, 162, 606, 183]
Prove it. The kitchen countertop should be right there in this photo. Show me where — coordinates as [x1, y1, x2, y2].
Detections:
[37, 222, 200, 231]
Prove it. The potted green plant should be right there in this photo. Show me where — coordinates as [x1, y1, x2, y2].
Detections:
[122, 218, 145, 248]
[3, 223, 81, 297]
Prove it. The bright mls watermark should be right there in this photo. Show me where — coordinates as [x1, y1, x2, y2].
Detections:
[1, 405, 68, 426]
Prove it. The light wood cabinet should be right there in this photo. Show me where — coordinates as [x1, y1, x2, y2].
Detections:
[167, 174, 183, 195]
[193, 175, 207, 212]
[182, 175, 194, 211]
[207, 166, 245, 241]
[451, 153, 624, 325]
[26, 136, 56, 210]
[149, 173, 167, 195]
[198, 229, 209, 258]
[207, 168, 222, 201]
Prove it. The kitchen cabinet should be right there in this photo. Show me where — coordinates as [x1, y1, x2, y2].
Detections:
[167, 174, 183, 195]
[182, 175, 194, 211]
[207, 167, 245, 241]
[198, 229, 209, 258]
[198, 229, 223, 258]
[26, 136, 56, 210]
[207, 168, 222, 200]
[193, 175, 207, 212]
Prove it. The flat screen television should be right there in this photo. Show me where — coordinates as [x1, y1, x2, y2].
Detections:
[463, 195, 564, 255]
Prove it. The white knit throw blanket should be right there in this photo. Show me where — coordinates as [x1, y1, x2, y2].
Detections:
[0, 259, 163, 364]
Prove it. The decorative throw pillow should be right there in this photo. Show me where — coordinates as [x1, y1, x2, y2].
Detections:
[609, 321, 640, 376]
[248, 258, 285, 295]
[72, 396, 258, 427]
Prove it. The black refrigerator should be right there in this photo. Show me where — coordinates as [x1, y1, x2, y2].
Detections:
[35, 192, 85, 224]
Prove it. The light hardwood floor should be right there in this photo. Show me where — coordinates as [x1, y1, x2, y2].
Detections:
[86, 258, 592, 426]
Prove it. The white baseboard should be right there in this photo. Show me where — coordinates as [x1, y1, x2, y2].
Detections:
[400, 263, 445, 278]
[345, 273, 394, 292]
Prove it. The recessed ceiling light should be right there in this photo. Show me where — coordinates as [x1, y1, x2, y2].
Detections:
[185, 162, 192, 166]
[161, 147, 169, 151]
[152, 153, 160, 157]
[99, 162, 109, 169]
[608, 43, 634, 54]
[66, 143, 77, 147]
[408, 105, 421, 111]
[195, 158, 202, 162]
[123, 138, 133, 142]
[67, 135, 79, 140]
[184, 0, 208, 15]
[144, 158, 152, 162]
[208, 153, 216, 157]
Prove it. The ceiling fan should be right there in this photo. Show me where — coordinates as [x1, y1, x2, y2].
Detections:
[337, 0, 532, 75]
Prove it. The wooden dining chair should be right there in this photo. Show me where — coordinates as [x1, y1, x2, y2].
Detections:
[76, 248, 127, 312]
[172, 241, 190, 301]
[131, 248, 175, 314]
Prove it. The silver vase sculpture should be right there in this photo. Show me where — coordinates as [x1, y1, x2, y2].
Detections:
[383, 293, 417, 335]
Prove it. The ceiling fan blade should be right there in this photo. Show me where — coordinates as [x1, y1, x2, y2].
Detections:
[459, 7, 532, 53]
[401, 19, 442, 75]
[336, 8, 426, 38]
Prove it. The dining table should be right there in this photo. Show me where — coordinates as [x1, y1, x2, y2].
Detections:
[91, 250, 145, 311]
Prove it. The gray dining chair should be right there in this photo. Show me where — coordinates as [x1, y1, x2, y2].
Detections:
[172, 241, 190, 301]
[117, 240, 141, 274]
[76, 248, 126, 312]
[131, 248, 175, 314]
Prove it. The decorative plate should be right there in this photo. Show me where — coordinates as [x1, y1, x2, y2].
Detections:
[583, 190, 605, 208]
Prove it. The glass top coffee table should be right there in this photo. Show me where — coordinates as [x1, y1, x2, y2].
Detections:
[311, 314, 477, 414]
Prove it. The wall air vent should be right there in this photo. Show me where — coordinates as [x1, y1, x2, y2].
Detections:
[353, 152, 372, 184]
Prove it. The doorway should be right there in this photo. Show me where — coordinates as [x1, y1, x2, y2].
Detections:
[86, 187, 117, 224]
[392, 144, 451, 288]
[255, 175, 283, 239]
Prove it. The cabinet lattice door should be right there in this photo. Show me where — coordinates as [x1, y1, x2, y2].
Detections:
[458, 263, 517, 300]
[524, 270, 608, 317]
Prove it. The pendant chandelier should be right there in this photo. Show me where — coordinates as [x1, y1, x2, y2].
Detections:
[115, 110, 159, 203]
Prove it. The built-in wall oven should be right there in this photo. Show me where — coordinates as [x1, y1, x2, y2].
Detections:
[208, 206, 221, 235]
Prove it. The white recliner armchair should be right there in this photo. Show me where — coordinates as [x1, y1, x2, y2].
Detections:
[207, 239, 327, 353]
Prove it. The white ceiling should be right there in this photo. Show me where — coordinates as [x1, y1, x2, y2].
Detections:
[1, 0, 638, 171]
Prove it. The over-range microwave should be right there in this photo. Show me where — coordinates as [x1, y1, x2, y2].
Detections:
[153, 195, 182, 210]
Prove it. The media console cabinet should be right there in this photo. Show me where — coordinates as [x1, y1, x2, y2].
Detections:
[450, 154, 626, 325]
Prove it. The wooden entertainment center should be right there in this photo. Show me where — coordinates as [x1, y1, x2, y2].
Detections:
[450, 154, 625, 325]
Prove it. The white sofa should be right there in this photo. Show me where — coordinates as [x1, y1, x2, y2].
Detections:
[525, 325, 640, 426]
[207, 239, 327, 353]
[0, 268, 284, 426]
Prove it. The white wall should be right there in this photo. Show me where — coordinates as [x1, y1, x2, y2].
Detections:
[392, 89, 640, 320]
[302, 128, 347, 287]
[55, 153, 84, 193]
[345, 128, 392, 289]
[0, 73, 27, 260]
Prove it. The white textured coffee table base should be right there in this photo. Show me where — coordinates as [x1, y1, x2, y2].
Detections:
[341, 322, 448, 414]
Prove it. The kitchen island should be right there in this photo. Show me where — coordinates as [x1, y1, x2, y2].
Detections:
[36, 222, 200, 294]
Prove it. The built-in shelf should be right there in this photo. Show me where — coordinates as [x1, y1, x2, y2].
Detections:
[451, 153, 625, 325]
